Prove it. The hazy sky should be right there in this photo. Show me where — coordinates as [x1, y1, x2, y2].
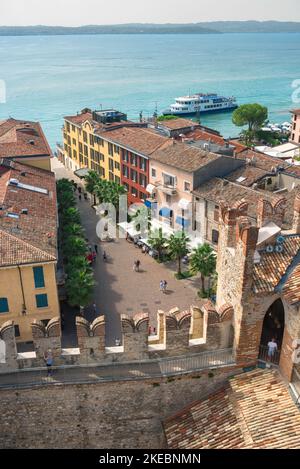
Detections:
[1, 0, 300, 26]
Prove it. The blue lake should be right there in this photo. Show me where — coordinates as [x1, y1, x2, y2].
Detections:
[0, 33, 300, 148]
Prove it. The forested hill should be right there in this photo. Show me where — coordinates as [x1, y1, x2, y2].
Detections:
[1, 22, 300, 36]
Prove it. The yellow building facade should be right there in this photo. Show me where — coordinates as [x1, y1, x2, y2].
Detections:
[63, 115, 121, 184]
[0, 262, 60, 342]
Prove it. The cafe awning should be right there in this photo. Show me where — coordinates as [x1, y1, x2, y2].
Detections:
[159, 207, 173, 218]
[176, 216, 190, 228]
[146, 184, 156, 194]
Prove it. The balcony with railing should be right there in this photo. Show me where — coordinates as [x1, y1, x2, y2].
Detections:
[258, 345, 280, 366]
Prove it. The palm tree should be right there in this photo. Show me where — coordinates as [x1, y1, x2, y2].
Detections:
[65, 255, 90, 274]
[148, 228, 168, 261]
[63, 236, 87, 258]
[84, 170, 100, 205]
[66, 268, 95, 307]
[168, 232, 190, 276]
[63, 223, 84, 237]
[190, 243, 216, 295]
[61, 207, 81, 226]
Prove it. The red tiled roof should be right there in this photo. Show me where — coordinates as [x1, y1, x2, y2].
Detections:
[0, 119, 52, 159]
[225, 165, 273, 187]
[283, 263, 300, 305]
[150, 141, 219, 172]
[237, 149, 289, 172]
[97, 126, 171, 156]
[253, 235, 300, 294]
[64, 112, 93, 126]
[164, 369, 300, 449]
[0, 159, 57, 267]
[158, 118, 200, 131]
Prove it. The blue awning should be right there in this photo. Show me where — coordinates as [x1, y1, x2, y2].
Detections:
[144, 200, 152, 208]
[159, 207, 173, 218]
[176, 216, 190, 228]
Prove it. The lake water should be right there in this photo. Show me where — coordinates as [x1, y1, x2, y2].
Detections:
[0, 33, 300, 149]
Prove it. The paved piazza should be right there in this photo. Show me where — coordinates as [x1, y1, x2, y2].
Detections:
[52, 158, 201, 345]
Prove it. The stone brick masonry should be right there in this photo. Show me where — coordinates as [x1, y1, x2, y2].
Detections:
[0, 366, 240, 449]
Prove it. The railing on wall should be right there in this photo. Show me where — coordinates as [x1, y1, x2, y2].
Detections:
[258, 345, 280, 366]
[0, 348, 234, 390]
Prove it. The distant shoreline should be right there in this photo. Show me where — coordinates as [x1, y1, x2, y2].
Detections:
[1, 21, 300, 36]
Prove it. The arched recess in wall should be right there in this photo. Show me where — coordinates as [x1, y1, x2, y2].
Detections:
[258, 298, 285, 365]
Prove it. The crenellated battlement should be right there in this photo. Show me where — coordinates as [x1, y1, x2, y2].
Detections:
[0, 304, 235, 373]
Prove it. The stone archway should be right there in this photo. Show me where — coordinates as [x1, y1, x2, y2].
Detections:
[258, 299, 285, 364]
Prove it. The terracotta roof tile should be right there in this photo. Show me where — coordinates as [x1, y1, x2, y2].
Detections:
[150, 141, 219, 172]
[164, 369, 300, 449]
[0, 119, 52, 159]
[225, 165, 273, 187]
[0, 159, 57, 267]
[158, 118, 200, 131]
[97, 126, 171, 156]
[253, 235, 300, 294]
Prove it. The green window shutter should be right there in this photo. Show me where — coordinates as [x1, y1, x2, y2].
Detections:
[36, 294, 48, 308]
[33, 266, 45, 288]
[0, 298, 9, 313]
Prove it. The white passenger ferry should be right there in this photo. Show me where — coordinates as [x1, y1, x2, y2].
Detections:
[163, 93, 238, 116]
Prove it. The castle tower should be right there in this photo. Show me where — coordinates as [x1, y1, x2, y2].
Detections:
[216, 201, 259, 364]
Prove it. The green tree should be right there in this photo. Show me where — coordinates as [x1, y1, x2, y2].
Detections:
[94, 180, 127, 213]
[63, 236, 87, 258]
[65, 256, 90, 274]
[63, 223, 84, 237]
[66, 268, 95, 307]
[232, 103, 268, 132]
[61, 207, 81, 226]
[168, 232, 190, 276]
[190, 244, 216, 295]
[84, 170, 100, 205]
[148, 228, 168, 261]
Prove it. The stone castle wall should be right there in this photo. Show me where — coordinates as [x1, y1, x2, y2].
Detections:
[0, 365, 242, 449]
[0, 305, 235, 373]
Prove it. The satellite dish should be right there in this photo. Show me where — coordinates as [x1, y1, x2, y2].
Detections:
[276, 236, 285, 245]
[275, 245, 284, 253]
[266, 245, 274, 253]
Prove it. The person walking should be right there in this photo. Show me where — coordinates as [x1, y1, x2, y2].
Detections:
[44, 350, 53, 377]
[163, 280, 168, 294]
[133, 261, 137, 272]
[267, 338, 278, 362]
[78, 193, 82, 201]
[94, 244, 98, 255]
[93, 303, 97, 315]
[160, 280, 164, 293]
[136, 259, 141, 272]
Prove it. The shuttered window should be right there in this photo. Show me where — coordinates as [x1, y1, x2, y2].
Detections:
[36, 294, 48, 308]
[0, 298, 9, 313]
[33, 266, 45, 288]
